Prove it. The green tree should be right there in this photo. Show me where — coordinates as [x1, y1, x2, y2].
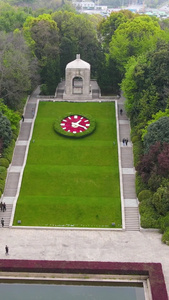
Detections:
[0, 99, 20, 132]
[0, 2, 31, 32]
[98, 10, 134, 50]
[52, 11, 102, 77]
[143, 117, 169, 153]
[122, 41, 169, 126]
[109, 16, 169, 74]
[0, 31, 38, 110]
[23, 14, 60, 94]
[0, 112, 12, 149]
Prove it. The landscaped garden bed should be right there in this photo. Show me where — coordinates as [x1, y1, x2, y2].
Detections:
[0, 260, 167, 300]
[13, 101, 121, 228]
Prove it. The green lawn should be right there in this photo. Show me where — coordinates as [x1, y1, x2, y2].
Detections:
[13, 102, 122, 228]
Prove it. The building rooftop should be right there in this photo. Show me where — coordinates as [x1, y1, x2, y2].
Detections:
[66, 54, 90, 70]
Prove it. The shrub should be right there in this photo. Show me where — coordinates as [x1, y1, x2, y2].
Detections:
[148, 173, 163, 191]
[139, 199, 159, 228]
[3, 139, 15, 163]
[131, 135, 140, 143]
[0, 179, 5, 193]
[152, 185, 169, 216]
[0, 158, 9, 168]
[0, 166, 7, 180]
[138, 189, 152, 202]
[135, 172, 147, 196]
[162, 228, 169, 245]
[143, 116, 169, 153]
[159, 213, 169, 233]
[133, 140, 143, 167]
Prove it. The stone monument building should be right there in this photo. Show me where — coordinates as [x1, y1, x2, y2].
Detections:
[55, 54, 100, 100]
[63, 54, 92, 100]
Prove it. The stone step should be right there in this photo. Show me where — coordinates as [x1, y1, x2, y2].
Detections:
[11, 145, 26, 166]
[0, 204, 13, 228]
[18, 122, 32, 141]
[124, 207, 140, 231]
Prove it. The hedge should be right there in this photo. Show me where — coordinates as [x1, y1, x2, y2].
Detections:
[0, 166, 7, 180]
[3, 139, 15, 163]
[0, 158, 9, 168]
[139, 199, 159, 228]
[135, 172, 147, 196]
[0, 179, 5, 193]
[160, 213, 169, 234]
[0, 260, 167, 300]
[162, 228, 169, 245]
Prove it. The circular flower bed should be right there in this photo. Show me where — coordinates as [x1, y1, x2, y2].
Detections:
[54, 113, 96, 138]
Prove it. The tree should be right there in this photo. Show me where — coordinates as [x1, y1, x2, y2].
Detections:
[0, 99, 20, 132]
[52, 11, 102, 77]
[0, 31, 39, 110]
[23, 14, 60, 94]
[143, 117, 169, 153]
[136, 142, 169, 190]
[0, 2, 30, 32]
[0, 112, 12, 149]
[122, 41, 169, 126]
[109, 16, 169, 74]
[98, 10, 134, 50]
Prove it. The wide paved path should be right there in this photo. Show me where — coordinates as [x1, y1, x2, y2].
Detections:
[0, 228, 169, 296]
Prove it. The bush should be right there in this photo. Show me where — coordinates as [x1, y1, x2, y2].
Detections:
[40, 84, 48, 95]
[159, 213, 169, 233]
[0, 179, 5, 193]
[139, 199, 159, 228]
[135, 172, 147, 196]
[0, 158, 9, 168]
[152, 185, 169, 216]
[143, 116, 169, 153]
[133, 140, 143, 167]
[138, 189, 152, 202]
[131, 135, 140, 143]
[0, 166, 7, 180]
[3, 139, 15, 163]
[162, 228, 169, 245]
[148, 173, 163, 191]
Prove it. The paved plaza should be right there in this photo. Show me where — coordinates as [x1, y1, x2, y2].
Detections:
[0, 89, 169, 297]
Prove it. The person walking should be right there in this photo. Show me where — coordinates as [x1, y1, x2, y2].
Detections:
[126, 138, 128, 146]
[31, 108, 35, 117]
[5, 245, 9, 255]
[122, 138, 126, 146]
[3, 202, 6, 212]
[0, 201, 2, 211]
[21, 115, 24, 122]
[120, 109, 123, 115]
[1, 218, 4, 227]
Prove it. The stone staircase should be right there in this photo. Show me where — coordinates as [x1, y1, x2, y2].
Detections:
[0, 89, 39, 228]
[118, 100, 140, 231]
[124, 207, 140, 231]
[0, 204, 13, 228]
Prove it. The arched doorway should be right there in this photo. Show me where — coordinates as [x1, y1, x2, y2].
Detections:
[72, 76, 83, 94]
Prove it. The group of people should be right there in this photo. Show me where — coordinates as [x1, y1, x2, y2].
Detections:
[0, 202, 6, 212]
[1, 202, 6, 228]
[122, 138, 129, 146]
